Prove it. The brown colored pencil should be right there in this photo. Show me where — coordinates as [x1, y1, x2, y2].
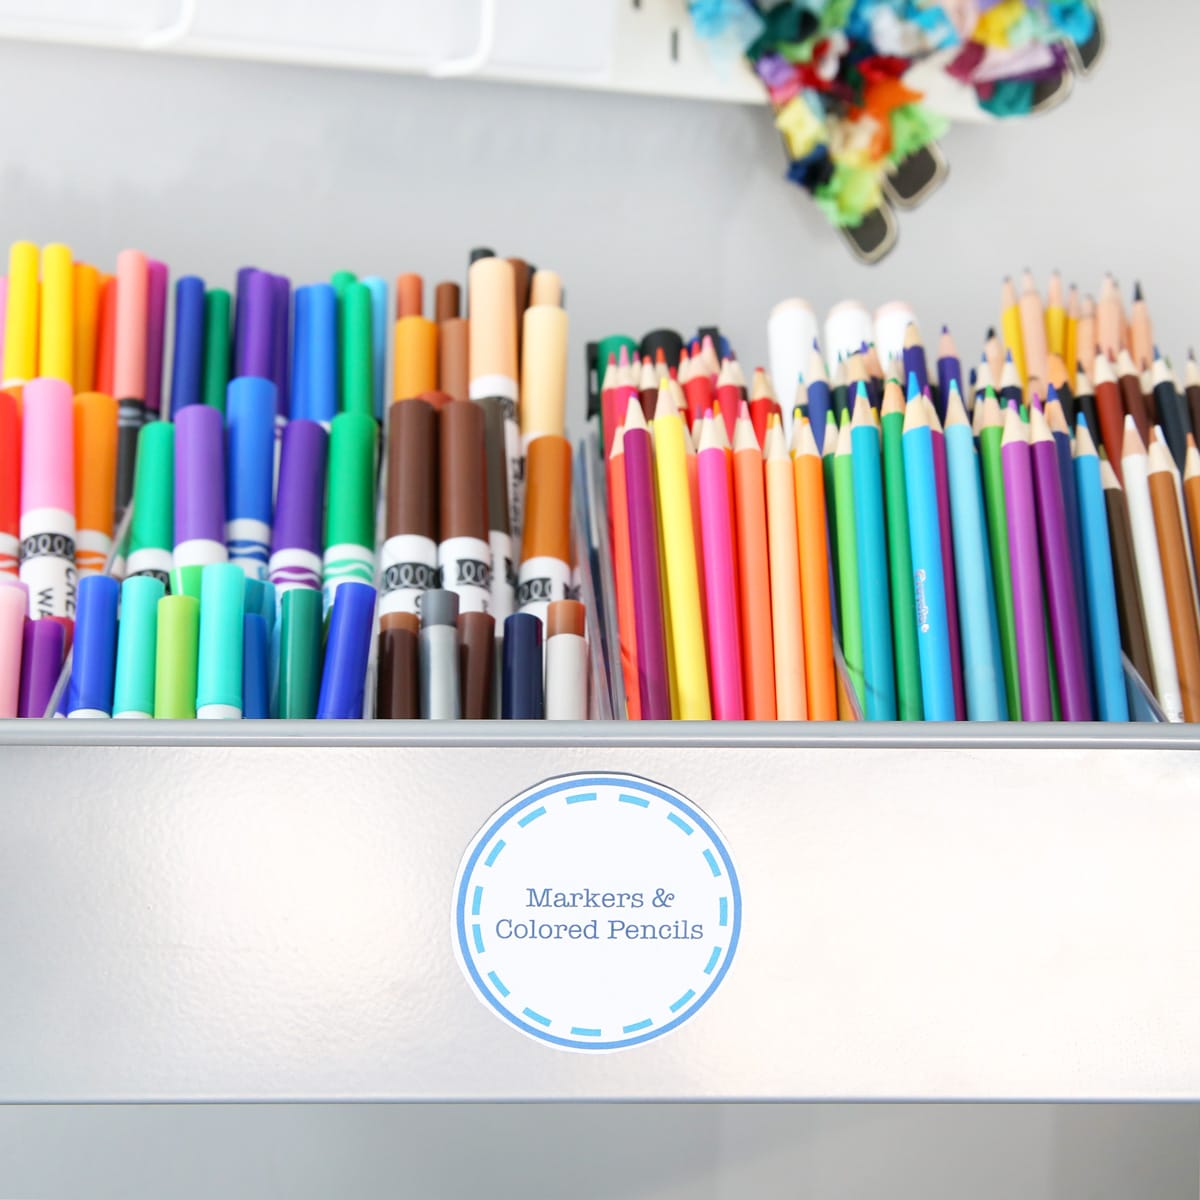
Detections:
[1116, 348, 1151, 444]
[1093, 353, 1125, 482]
[1099, 453, 1154, 688]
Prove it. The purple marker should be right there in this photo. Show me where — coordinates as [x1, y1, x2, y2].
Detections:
[236, 269, 275, 382]
[268, 419, 327, 593]
[173, 403, 228, 571]
[270, 274, 291, 419]
[232, 265, 259, 372]
[18, 616, 65, 718]
[145, 259, 169, 415]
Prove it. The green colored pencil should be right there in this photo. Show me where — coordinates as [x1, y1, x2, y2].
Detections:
[834, 411, 865, 709]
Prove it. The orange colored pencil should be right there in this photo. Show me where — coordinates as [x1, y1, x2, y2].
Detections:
[793, 419, 837, 718]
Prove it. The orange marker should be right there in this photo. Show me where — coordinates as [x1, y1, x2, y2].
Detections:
[94, 273, 117, 396]
[608, 425, 640, 720]
[393, 273, 438, 401]
[73, 391, 118, 577]
[73, 262, 101, 393]
[732, 401, 776, 718]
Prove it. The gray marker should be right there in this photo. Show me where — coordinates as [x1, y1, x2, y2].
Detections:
[420, 588, 461, 719]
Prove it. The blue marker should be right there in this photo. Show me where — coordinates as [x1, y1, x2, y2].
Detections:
[242, 611, 271, 719]
[502, 611, 544, 720]
[225, 377, 277, 580]
[317, 580, 376, 719]
[67, 574, 120, 717]
[291, 283, 337, 426]
[169, 276, 206, 417]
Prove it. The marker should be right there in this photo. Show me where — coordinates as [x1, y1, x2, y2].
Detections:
[380, 397, 437, 617]
[154, 594, 199, 719]
[482, 396, 513, 622]
[72, 262, 100, 392]
[17, 611, 61, 718]
[767, 298, 818, 441]
[72, 392, 118, 577]
[267, 419, 327, 595]
[393, 274, 437, 403]
[173, 403, 228, 571]
[361, 276, 389, 419]
[274, 586, 322, 718]
[518, 434, 572, 626]
[317, 580, 376, 719]
[202, 288, 232, 414]
[94, 273, 116, 395]
[170, 276, 206, 416]
[225, 376, 276, 579]
[377, 610, 421, 719]
[502, 611, 544, 719]
[438, 400, 492, 613]
[323, 411, 378, 611]
[341, 281, 375, 417]
[39, 242, 74, 384]
[545, 599, 587, 720]
[0, 388, 20, 576]
[112, 575, 164, 719]
[458, 609, 496, 719]
[269, 273, 291, 420]
[66, 574, 119, 717]
[520, 302, 568, 447]
[20, 378, 77, 620]
[125, 420, 174, 586]
[113, 249, 149, 517]
[145, 259, 169, 415]
[0, 581, 24, 715]
[235, 269, 275, 381]
[419, 588, 461, 719]
[468, 257, 521, 541]
[439, 311, 469, 404]
[242, 612, 271, 720]
[2, 241, 37, 386]
[196, 562, 245, 719]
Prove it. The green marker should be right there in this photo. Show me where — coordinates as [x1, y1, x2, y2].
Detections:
[126, 420, 174, 587]
[154, 594, 199, 719]
[276, 587, 323, 718]
[202, 288, 232, 414]
[197, 563, 246, 719]
[169, 564, 204, 603]
[833, 410, 864, 710]
[330, 269, 357, 302]
[340, 282, 374, 417]
[594, 334, 636, 393]
[978, 390, 1020, 718]
[880, 384, 923, 719]
[323, 411, 379, 612]
[113, 575, 165, 718]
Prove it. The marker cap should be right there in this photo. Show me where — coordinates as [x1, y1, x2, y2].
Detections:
[439, 400, 487, 541]
[481, 396, 509, 536]
[21, 377, 74, 515]
[243, 577, 275, 628]
[273, 419, 328, 556]
[3, 241, 38, 385]
[39, 242, 74, 384]
[341, 282, 374, 416]
[438, 317, 469, 403]
[113, 248, 148, 401]
[502, 611, 544, 719]
[396, 273, 422, 319]
[270, 274, 291, 417]
[196, 562, 245, 712]
[547, 598, 586, 638]
[421, 587, 459, 629]
[592, 334, 636, 394]
[169, 563, 204, 602]
[170, 276, 206, 415]
[394, 316, 437, 401]
[202, 288, 231, 414]
[316, 580, 376, 719]
[1, 388, 21, 537]
[639, 329, 683, 368]
[226, 376, 277, 524]
[241, 611, 270, 719]
[386, 397, 436, 540]
[457, 609, 495, 720]
[277, 586, 323, 718]
[74, 391, 118, 536]
[67, 574, 119, 715]
[112, 574, 164, 717]
[233, 266, 259, 356]
[236, 269, 275, 381]
[18, 615, 64, 717]
[0, 582, 24, 715]
[174, 402, 226, 547]
[145, 259, 168, 414]
[325, 411, 378, 550]
[467, 257, 517, 382]
[293, 283, 337, 423]
[376, 610, 420, 719]
[330, 269, 357, 301]
[154, 594, 199, 719]
[434, 281, 460, 323]
[521, 434, 572, 563]
[529, 269, 562, 308]
[520, 306, 568, 440]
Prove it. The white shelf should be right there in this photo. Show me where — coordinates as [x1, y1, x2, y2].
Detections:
[0, 722, 1196, 1103]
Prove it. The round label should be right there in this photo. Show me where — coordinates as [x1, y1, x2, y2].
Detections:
[452, 772, 741, 1052]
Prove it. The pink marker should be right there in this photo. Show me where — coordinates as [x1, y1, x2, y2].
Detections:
[696, 413, 745, 720]
[0, 579, 26, 716]
[19, 378, 77, 620]
[113, 248, 148, 518]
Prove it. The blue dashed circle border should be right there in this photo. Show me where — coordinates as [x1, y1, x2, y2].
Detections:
[454, 772, 742, 1051]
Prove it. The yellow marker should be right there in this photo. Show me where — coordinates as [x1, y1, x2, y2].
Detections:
[39, 243, 74, 384]
[73, 262, 101, 393]
[652, 379, 711, 719]
[999, 276, 1027, 391]
[3, 241, 39, 387]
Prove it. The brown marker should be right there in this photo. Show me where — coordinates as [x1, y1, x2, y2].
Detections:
[438, 316, 469, 403]
[394, 273, 437, 403]
[439, 399, 491, 613]
[458, 609, 495, 719]
[376, 610, 420, 719]
[482, 395, 513, 622]
[507, 257, 532, 372]
[518, 434, 572, 626]
[419, 389, 454, 412]
[380, 397, 437, 617]
[434, 281, 460, 324]
[395, 273, 422, 320]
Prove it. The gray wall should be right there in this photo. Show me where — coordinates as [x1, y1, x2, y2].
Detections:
[0, 4, 1198, 1196]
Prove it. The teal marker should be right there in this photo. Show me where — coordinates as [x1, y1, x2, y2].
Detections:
[323, 411, 379, 613]
[126, 421, 175, 587]
[113, 575, 165, 718]
[340, 282, 374, 418]
[197, 562, 245, 719]
[361, 276, 389, 420]
[276, 586, 323, 718]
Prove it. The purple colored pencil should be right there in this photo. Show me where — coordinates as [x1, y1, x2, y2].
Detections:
[1001, 406, 1053, 720]
[144, 259, 168, 415]
[927, 400, 966, 719]
[621, 398, 671, 720]
[268, 418, 328, 592]
[903, 331, 930, 401]
[1029, 405, 1092, 719]
[18, 617, 65, 717]
[936, 327, 962, 421]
